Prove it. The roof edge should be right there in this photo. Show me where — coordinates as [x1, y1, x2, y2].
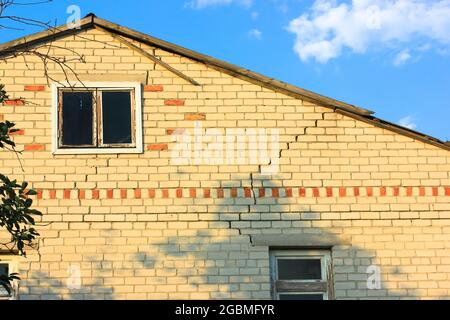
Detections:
[0, 15, 448, 152]
[92, 16, 375, 117]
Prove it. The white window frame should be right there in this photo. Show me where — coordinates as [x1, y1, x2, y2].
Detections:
[52, 82, 143, 155]
[270, 249, 332, 300]
[0, 257, 19, 301]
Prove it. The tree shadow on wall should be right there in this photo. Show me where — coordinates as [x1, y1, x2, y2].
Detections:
[22, 174, 438, 300]
[135, 171, 424, 300]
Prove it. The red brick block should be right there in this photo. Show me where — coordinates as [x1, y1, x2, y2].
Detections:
[24, 144, 45, 151]
[299, 188, 306, 197]
[185, 113, 206, 121]
[203, 188, 211, 198]
[107, 189, 114, 199]
[144, 85, 163, 92]
[339, 187, 347, 197]
[419, 187, 426, 197]
[24, 85, 45, 91]
[165, 99, 185, 106]
[367, 187, 373, 197]
[64, 189, 71, 200]
[244, 187, 252, 198]
[217, 188, 224, 199]
[134, 189, 141, 199]
[445, 187, 450, 196]
[78, 190, 85, 200]
[353, 187, 360, 197]
[393, 187, 400, 196]
[313, 188, 320, 197]
[121, 189, 127, 199]
[326, 187, 333, 197]
[231, 188, 238, 198]
[285, 188, 293, 198]
[49, 190, 56, 200]
[190, 188, 197, 198]
[272, 188, 280, 198]
[148, 189, 156, 198]
[380, 187, 386, 197]
[406, 187, 413, 197]
[3, 99, 25, 106]
[259, 188, 266, 198]
[92, 190, 99, 200]
[432, 187, 439, 197]
[9, 129, 25, 135]
[176, 188, 183, 198]
[147, 144, 169, 151]
[162, 189, 169, 198]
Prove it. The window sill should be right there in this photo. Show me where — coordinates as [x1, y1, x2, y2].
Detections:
[53, 147, 144, 155]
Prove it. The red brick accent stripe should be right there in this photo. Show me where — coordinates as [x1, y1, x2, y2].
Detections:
[24, 85, 45, 91]
[31, 186, 450, 200]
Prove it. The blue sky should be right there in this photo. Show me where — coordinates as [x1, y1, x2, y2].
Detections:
[1, 0, 449, 141]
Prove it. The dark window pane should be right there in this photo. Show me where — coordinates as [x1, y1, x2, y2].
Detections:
[0, 264, 9, 296]
[61, 92, 93, 146]
[102, 91, 132, 145]
[0, 264, 8, 276]
[279, 294, 323, 301]
[277, 259, 322, 280]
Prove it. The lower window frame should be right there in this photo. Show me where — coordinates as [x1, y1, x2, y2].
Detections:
[270, 249, 333, 301]
[0, 257, 19, 301]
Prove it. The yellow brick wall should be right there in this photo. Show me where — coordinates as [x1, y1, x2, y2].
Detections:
[0, 28, 449, 299]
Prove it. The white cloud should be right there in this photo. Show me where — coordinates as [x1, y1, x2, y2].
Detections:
[399, 116, 417, 130]
[393, 49, 412, 66]
[251, 11, 259, 20]
[186, 0, 253, 9]
[287, 0, 450, 63]
[248, 29, 263, 40]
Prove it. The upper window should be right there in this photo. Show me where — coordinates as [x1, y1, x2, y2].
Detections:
[270, 250, 333, 300]
[52, 83, 143, 154]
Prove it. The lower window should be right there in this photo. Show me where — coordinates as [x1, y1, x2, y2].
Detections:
[270, 250, 333, 300]
[0, 258, 18, 300]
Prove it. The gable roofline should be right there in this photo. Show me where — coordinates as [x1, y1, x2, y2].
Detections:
[0, 14, 449, 152]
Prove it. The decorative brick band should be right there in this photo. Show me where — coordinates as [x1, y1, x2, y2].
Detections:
[33, 186, 450, 200]
[0, 114, 4, 121]
[24, 85, 46, 91]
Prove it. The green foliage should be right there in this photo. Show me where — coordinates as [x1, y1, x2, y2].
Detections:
[0, 83, 41, 296]
[0, 84, 7, 103]
[0, 174, 42, 255]
[0, 120, 19, 149]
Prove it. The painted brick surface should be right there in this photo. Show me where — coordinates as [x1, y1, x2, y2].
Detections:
[0, 28, 450, 300]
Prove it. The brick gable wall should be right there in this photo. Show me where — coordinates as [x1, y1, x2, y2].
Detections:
[0, 28, 449, 299]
